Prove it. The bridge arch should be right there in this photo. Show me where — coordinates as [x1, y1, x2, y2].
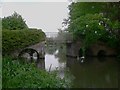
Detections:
[18, 48, 40, 60]
[97, 50, 106, 57]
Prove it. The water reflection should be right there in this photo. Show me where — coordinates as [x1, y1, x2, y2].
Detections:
[22, 43, 119, 88]
[44, 44, 119, 88]
[45, 53, 59, 71]
[45, 44, 58, 55]
[66, 57, 119, 88]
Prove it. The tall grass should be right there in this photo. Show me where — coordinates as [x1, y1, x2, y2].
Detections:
[2, 56, 71, 88]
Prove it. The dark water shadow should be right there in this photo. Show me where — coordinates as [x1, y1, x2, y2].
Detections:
[66, 57, 119, 88]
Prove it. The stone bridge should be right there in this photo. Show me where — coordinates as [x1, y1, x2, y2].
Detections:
[12, 41, 45, 61]
[66, 41, 117, 57]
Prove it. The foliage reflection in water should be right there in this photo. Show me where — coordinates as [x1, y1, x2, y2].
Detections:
[66, 57, 119, 88]
[23, 44, 119, 88]
[44, 44, 119, 88]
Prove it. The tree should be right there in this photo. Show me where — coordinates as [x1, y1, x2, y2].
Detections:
[68, 2, 120, 48]
[2, 12, 28, 30]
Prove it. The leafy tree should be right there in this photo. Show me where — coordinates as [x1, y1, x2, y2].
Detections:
[2, 12, 28, 30]
[68, 2, 120, 48]
[103, 2, 120, 21]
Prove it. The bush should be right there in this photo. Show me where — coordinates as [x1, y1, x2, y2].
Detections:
[2, 29, 45, 55]
[2, 56, 71, 88]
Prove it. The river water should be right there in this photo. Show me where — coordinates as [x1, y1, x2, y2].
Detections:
[38, 44, 119, 88]
[25, 43, 119, 88]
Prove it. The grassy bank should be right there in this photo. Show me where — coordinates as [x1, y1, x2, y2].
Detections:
[2, 29, 45, 55]
[2, 56, 70, 88]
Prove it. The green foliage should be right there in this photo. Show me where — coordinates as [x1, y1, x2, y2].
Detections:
[2, 29, 45, 55]
[2, 56, 71, 88]
[103, 2, 120, 21]
[69, 2, 105, 21]
[2, 12, 28, 30]
[68, 2, 120, 49]
[0, 54, 1, 90]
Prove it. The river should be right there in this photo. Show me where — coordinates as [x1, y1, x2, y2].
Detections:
[36, 44, 119, 88]
[24, 43, 119, 88]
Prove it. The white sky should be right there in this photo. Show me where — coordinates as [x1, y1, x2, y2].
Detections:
[2, 0, 68, 2]
[1, 0, 119, 32]
[1, 2, 69, 32]
[1, 0, 119, 2]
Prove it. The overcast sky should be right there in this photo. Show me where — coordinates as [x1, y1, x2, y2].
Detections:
[1, 0, 119, 32]
[2, 2, 69, 32]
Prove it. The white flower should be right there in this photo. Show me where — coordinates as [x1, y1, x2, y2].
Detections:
[86, 25, 88, 27]
[99, 23, 101, 25]
[95, 31, 97, 34]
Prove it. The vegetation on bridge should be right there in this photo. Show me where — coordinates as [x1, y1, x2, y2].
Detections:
[2, 29, 45, 55]
[2, 12, 46, 55]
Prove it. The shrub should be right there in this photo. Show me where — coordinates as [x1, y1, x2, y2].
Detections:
[2, 29, 45, 55]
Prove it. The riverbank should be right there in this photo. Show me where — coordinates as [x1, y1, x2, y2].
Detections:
[2, 56, 70, 88]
